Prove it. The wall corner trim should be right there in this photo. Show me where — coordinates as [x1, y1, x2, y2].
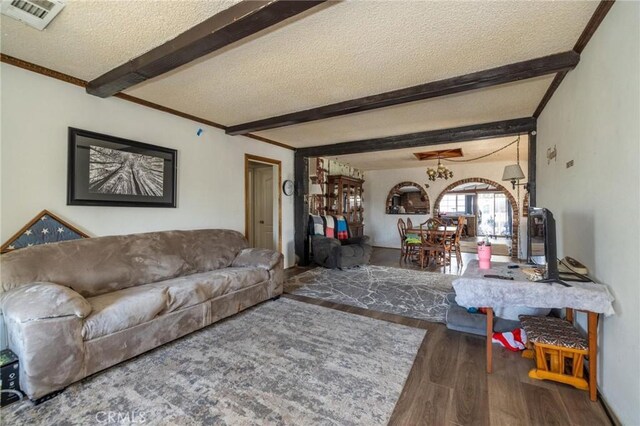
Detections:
[0, 54, 294, 151]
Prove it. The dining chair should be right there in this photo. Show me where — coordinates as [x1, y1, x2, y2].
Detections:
[419, 218, 442, 231]
[438, 225, 453, 269]
[397, 218, 407, 263]
[452, 217, 466, 266]
[406, 217, 413, 229]
[398, 218, 420, 263]
[419, 219, 448, 269]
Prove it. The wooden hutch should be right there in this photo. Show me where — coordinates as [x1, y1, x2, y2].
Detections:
[326, 175, 365, 237]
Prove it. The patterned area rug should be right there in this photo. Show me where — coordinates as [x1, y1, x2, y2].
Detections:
[285, 265, 455, 323]
[2, 298, 424, 426]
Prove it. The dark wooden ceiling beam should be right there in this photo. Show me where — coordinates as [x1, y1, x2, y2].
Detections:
[226, 52, 577, 135]
[573, 0, 616, 54]
[87, 0, 328, 98]
[533, 0, 615, 117]
[296, 117, 536, 157]
[533, 71, 568, 118]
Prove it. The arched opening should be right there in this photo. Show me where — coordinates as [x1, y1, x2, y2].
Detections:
[385, 181, 430, 215]
[434, 178, 519, 257]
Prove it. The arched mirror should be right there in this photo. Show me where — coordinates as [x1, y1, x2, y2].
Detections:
[386, 182, 430, 214]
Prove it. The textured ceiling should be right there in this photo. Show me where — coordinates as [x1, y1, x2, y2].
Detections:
[124, 1, 596, 125]
[255, 76, 553, 147]
[1, 1, 598, 148]
[0, 0, 242, 80]
[333, 135, 530, 171]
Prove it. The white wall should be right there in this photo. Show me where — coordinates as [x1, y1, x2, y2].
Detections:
[0, 63, 296, 267]
[536, 3, 639, 424]
[364, 157, 528, 253]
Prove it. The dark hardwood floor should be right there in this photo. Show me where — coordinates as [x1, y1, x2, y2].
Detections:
[284, 247, 612, 425]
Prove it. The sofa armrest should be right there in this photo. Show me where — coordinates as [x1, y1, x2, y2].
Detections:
[311, 235, 342, 269]
[312, 235, 341, 248]
[1, 283, 89, 399]
[232, 248, 283, 270]
[1, 282, 92, 323]
[341, 236, 371, 246]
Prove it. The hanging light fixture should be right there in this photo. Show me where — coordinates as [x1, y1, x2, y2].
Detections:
[426, 157, 453, 181]
[501, 135, 528, 190]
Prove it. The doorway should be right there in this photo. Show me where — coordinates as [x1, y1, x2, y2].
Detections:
[477, 192, 512, 238]
[245, 155, 282, 252]
[434, 178, 519, 257]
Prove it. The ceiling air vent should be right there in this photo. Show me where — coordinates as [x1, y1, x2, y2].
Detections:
[1, 0, 65, 30]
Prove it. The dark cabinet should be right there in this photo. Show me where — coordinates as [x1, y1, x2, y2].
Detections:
[327, 175, 365, 237]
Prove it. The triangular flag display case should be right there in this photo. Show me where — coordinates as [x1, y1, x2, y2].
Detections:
[1, 210, 89, 254]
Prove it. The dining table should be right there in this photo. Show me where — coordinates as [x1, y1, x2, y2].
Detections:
[405, 226, 457, 266]
[406, 226, 457, 236]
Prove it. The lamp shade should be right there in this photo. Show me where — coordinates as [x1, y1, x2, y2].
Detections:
[502, 164, 525, 181]
[309, 183, 323, 195]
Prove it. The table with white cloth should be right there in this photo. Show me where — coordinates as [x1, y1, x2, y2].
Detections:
[453, 260, 615, 401]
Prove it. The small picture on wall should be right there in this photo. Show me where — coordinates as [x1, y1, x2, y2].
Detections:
[68, 128, 177, 207]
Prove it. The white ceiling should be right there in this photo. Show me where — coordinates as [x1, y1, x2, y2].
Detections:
[333, 135, 530, 171]
[0, 1, 242, 80]
[452, 183, 498, 191]
[256, 76, 553, 147]
[0, 1, 599, 149]
[126, 1, 596, 124]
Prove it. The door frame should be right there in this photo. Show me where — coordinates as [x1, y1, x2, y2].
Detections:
[476, 191, 511, 238]
[244, 154, 282, 253]
[433, 177, 519, 258]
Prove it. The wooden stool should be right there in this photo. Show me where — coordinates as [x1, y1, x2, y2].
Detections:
[519, 315, 590, 391]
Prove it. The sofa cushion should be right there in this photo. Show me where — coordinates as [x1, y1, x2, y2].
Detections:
[341, 244, 365, 258]
[81, 267, 269, 340]
[1, 229, 249, 298]
[83, 286, 167, 341]
[232, 248, 282, 270]
[158, 267, 269, 314]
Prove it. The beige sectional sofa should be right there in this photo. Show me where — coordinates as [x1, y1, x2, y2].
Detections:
[0, 229, 283, 400]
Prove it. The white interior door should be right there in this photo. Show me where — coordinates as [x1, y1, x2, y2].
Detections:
[253, 165, 274, 250]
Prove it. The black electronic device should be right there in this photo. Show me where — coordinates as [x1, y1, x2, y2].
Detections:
[1, 349, 21, 407]
[528, 208, 569, 286]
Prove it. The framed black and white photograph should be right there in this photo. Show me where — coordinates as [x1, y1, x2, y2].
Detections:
[67, 128, 177, 207]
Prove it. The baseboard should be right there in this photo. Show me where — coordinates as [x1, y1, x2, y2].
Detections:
[582, 362, 621, 426]
[597, 388, 622, 426]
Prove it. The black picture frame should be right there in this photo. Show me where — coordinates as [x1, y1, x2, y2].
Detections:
[67, 128, 177, 207]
